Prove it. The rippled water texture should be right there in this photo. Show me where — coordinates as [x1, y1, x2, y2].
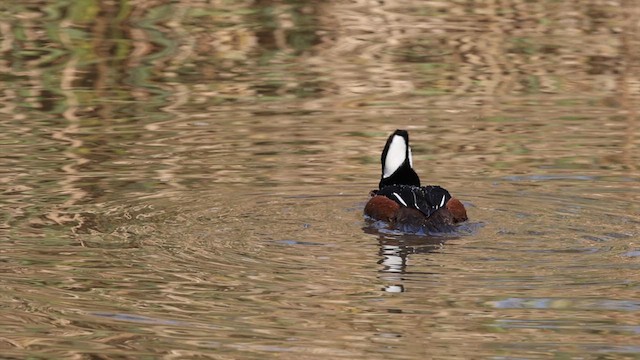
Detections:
[1, 1, 639, 359]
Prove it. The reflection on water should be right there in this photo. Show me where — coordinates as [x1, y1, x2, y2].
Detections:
[1, 0, 639, 359]
[377, 237, 443, 294]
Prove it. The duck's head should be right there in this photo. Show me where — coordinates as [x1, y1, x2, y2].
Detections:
[379, 129, 421, 189]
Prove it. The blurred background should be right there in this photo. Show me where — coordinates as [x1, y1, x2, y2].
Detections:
[0, 1, 639, 358]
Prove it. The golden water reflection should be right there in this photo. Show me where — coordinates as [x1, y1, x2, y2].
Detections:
[0, 0, 639, 359]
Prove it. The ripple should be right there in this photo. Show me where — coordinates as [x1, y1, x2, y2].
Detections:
[489, 297, 640, 311]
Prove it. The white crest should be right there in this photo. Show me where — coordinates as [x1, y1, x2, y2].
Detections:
[383, 135, 407, 179]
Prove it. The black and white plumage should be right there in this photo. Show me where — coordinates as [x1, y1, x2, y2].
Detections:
[377, 184, 452, 218]
[375, 129, 453, 218]
[379, 130, 421, 189]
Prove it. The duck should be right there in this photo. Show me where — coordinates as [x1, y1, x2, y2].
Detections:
[364, 129, 468, 233]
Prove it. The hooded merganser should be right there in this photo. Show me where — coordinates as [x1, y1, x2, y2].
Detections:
[364, 129, 468, 232]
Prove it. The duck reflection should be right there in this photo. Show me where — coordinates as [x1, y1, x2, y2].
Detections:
[379, 242, 408, 293]
[366, 227, 452, 293]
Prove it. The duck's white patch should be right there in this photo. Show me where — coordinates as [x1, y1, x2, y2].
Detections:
[383, 135, 407, 178]
[412, 190, 419, 209]
[439, 196, 446, 208]
[392, 192, 408, 206]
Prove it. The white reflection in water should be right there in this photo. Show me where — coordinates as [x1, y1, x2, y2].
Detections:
[379, 244, 407, 293]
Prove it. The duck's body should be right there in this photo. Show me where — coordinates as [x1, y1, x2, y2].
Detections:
[364, 130, 467, 232]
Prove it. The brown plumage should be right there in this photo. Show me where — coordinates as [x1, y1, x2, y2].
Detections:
[365, 194, 467, 232]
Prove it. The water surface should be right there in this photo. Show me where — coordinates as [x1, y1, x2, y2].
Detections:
[1, 1, 639, 359]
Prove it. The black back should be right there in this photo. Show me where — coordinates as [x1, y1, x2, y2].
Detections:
[377, 185, 451, 218]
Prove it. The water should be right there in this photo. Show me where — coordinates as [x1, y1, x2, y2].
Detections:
[1, 1, 640, 359]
